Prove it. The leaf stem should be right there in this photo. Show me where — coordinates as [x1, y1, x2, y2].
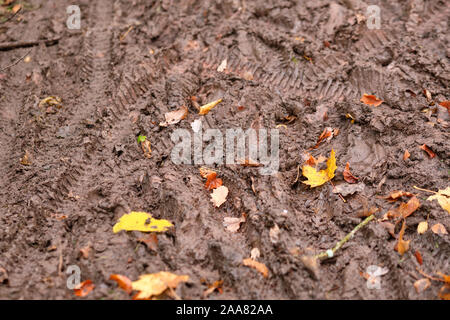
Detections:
[413, 185, 437, 194]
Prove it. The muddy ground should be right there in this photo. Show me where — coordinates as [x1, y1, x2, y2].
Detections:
[0, 0, 449, 300]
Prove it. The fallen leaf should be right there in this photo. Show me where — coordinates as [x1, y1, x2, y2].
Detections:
[74, 280, 95, 297]
[439, 101, 450, 116]
[113, 211, 173, 233]
[332, 182, 364, 196]
[414, 278, 431, 293]
[431, 223, 447, 235]
[39, 96, 62, 109]
[217, 59, 227, 72]
[379, 221, 396, 238]
[403, 149, 410, 160]
[159, 106, 188, 126]
[269, 224, 280, 243]
[205, 172, 223, 190]
[223, 215, 245, 233]
[237, 158, 262, 167]
[137, 233, 158, 251]
[132, 272, 189, 300]
[302, 149, 337, 188]
[199, 98, 222, 115]
[210, 185, 228, 207]
[414, 250, 423, 265]
[395, 219, 410, 256]
[79, 244, 91, 259]
[420, 144, 436, 158]
[203, 280, 224, 298]
[20, 150, 32, 165]
[199, 167, 215, 178]
[140, 139, 151, 158]
[110, 274, 133, 294]
[343, 162, 359, 183]
[242, 258, 269, 278]
[427, 187, 450, 214]
[360, 94, 383, 106]
[438, 283, 450, 300]
[300, 255, 319, 279]
[250, 247, 260, 260]
[417, 221, 428, 234]
[398, 196, 420, 219]
[383, 190, 414, 201]
[310, 127, 334, 149]
[12, 4, 21, 14]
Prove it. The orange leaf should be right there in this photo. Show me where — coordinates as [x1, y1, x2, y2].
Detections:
[242, 258, 269, 278]
[343, 162, 359, 184]
[437, 272, 450, 284]
[414, 250, 423, 265]
[205, 172, 223, 190]
[439, 101, 450, 116]
[395, 219, 410, 255]
[110, 274, 133, 294]
[383, 190, 414, 201]
[137, 233, 158, 251]
[431, 223, 447, 235]
[438, 283, 450, 300]
[74, 280, 95, 297]
[199, 167, 216, 178]
[203, 280, 224, 298]
[414, 278, 431, 293]
[403, 149, 410, 161]
[420, 144, 436, 158]
[360, 94, 383, 107]
[398, 196, 420, 219]
[310, 127, 333, 149]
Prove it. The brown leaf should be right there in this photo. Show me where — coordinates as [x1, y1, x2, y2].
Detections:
[110, 274, 133, 294]
[414, 250, 423, 265]
[414, 278, 431, 293]
[395, 220, 410, 255]
[398, 196, 420, 219]
[403, 149, 410, 161]
[439, 101, 450, 116]
[140, 139, 151, 158]
[203, 280, 224, 298]
[431, 223, 447, 235]
[420, 144, 436, 158]
[237, 158, 263, 167]
[79, 245, 91, 259]
[438, 283, 450, 300]
[205, 172, 223, 190]
[20, 150, 32, 165]
[383, 190, 414, 201]
[310, 127, 334, 149]
[360, 94, 383, 107]
[242, 258, 269, 278]
[159, 106, 188, 126]
[343, 162, 359, 184]
[74, 280, 95, 297]
[137, 233, 158, 251]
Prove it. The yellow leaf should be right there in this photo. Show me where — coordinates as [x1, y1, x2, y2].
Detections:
[199, 99, 222, 115]
[427, 187, 450, 214]
[302, 149, 337, 188]
[113, 211, 173, 233]
[417, 221, 428, 234]
[132, 272, 189, 300]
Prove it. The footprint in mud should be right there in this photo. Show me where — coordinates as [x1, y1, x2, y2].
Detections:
[346, 134, 386, 176]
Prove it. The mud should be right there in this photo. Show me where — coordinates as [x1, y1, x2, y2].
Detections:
[0, 0, 449, 299]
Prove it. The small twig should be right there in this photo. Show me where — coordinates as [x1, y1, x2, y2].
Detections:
[0, 37, 60, 51]
[0, 6, 22, 24]
[0, 48, 31, 72]
[413, 185, 437, 194]
[315, 214, 375, 260]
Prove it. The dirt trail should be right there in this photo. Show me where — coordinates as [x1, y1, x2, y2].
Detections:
[0, 0, 449, 300]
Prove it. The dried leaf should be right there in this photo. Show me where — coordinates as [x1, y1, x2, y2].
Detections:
[79, 245, 91, 259]
[199, 98, 222, 115]
[250, 248, 260, 260]
[427, 187, 450, 214]
[403, 149, 410, 160]
[217, 59, 227, 72]
[417, 221, 428, 234]
[310, 127, 334, 149]
[395, 220, 410, 256]
[39, 96, 62, 109]
[302, 149, 336, 188]
[132, 272, 189, 300]
[140, 139, 151, 158]
[113, 211, 173, 233]
[360, 94, 383, 107]
[203, 280, 224, 298]
[269, 224, 280, 243]
[205, 172, 223, 190]
[343, 162, 359, 183]
[223, 215, 245, 233]
[420, 144, 436, 158]
[414, 278, 431, 293]
[237, 158, 262, 167]
[110, 274, 133, 294]
[431, 223, 447, 235]
[12, 4, 22, 14]
[20, 150, 32, 165]
[74, 280, 95, 297]
[398, 196, 420, 219]
[210, 185, 229, 207]
[383, 190, 414, 201]
[242, 258, 269, 278]
[159, 106, 188, 126]
[137, 233, 158, 251]
[438, 283, 450, 300]
[439, 101, 450, 116]
[414, 250, 423, 265]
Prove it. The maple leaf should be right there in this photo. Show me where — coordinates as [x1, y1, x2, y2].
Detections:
[302, 149, 336, 188]
[113, 211, 173, 233]
[360, 94, 383, 106]
[131, 272, 189, 300]
[242, 258, 269, 278]
[427, 187, 450, 214]
[199, 98, 222, 115]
